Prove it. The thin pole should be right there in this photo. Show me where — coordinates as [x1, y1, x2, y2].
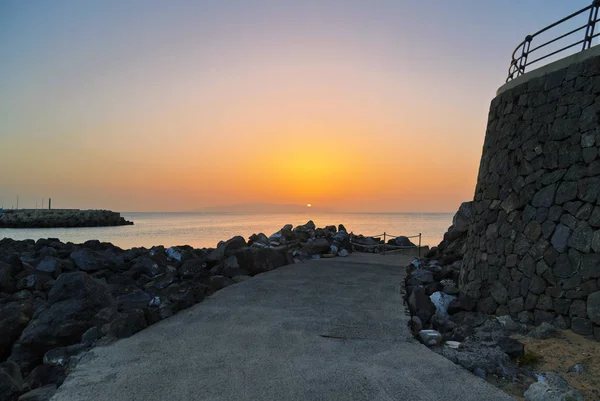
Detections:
[383, 232, 386, 254]
[418, 233, 422, 257]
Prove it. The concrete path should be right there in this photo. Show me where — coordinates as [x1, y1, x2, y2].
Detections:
[52, 253, 514, 401]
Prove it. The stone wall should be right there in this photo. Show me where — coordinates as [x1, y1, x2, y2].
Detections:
[0, 209, 133, 228]
[460, 52, 600, 340]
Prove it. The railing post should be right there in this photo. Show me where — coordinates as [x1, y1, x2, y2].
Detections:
[383, 232, 386, 254]
[583, 0, 600, 50]
[518, 35, 533, 77]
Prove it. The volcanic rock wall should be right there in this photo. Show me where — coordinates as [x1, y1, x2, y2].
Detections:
[460, 51, 600, 339]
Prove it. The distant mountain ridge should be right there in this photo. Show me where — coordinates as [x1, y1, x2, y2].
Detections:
[193, 202, 332, 213]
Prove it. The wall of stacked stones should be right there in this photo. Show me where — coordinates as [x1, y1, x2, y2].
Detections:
[460, 53, 600, 340]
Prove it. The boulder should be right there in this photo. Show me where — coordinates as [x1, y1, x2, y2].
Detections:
[178, 259, 205, 278]
[69, 249, 114, 273]
[430, 314, 456, 334]
[0, 261, 17, 293]
[429, 291, 456, 317]
[571, 317, 593, 335]
[453, 202, 472, 233]
[22, 364, 65, 393]
[248, 233, 269, 247]
[14, 272, 114, 372]
[129, 256, 163, 278]
[388, 236, 416, 247]
[17, 275, 38, 291]
[568, 363, 584, 373]
[209, 276, 235, 292]
[407, 269, 435, 285]
[165, 282, 206, 311]
[0, 361, 23, 401]
[527, 322, 559, 339]
[0, 301, 35, 360]
[165, 246, 183, 262]
[102, 309, 148, 339]
[234, 248, 291, 276]
[42, 344, 84, 367]
[17, 385, 56, 401]
[587, 291, 600, 325]
[408, 286, 436, 324]
[301, 238, 330, 255]
[434, 344, 512, 377]
[496, 337, 525, 358]
[232, 275, 251, 283]
[116, 290, 151, 311]
[207, 236, 247, 262]
[524, 372, 583, 401]
[447, 296, 475, 314]
[293, 221, 315, 241]
[418, 330, 442, 346]
[34, 257, 65, 276]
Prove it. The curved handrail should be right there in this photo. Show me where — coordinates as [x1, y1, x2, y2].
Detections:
[506, 0, 600, 82]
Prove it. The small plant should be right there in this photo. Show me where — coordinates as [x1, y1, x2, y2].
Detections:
[516, 351, 541, 367]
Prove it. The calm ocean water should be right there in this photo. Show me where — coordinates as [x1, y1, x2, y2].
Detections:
[0, 212, 454, 250]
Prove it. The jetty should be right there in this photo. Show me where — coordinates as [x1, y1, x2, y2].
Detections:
[0, 209, 133, 228]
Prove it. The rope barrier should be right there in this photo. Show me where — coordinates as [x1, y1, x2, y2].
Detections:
[350, 232, 423, 257]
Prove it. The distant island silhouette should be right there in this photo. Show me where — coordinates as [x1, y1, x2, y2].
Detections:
[193, 202, 333, 213]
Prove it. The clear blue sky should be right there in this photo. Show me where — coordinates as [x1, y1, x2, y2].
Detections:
[0, 1, 595, 211]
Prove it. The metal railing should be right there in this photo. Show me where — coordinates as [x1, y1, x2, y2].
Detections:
[350, 232, 422, 257]
[507, 0, 600, 82]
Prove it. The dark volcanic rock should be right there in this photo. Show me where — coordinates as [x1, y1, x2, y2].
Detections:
[234, 247, 291, 276]
[116, 289, 151, 311]
[447, 296, 475, 314]
[209, 275, 235, 292]
[0, 361, 23, 401]
[388, 236, 416, 247]
[102, 309, 148, 339]
[0, 301, 35, 360]
[301, 238, 330, 254]
[207, 236, 247, 262]
[12, 272, 114, 373]
[0, 261, 17, 293]
[23, 365, 66, 392]
[17, 385, 57, 401]
[69, 249, 113, 273]
[408, 286, 436, 324]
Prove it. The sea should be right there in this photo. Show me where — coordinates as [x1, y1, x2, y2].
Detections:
[0, 212, 454, 250]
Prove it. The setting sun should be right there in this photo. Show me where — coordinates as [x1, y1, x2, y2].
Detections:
[307, 203, 312, 208]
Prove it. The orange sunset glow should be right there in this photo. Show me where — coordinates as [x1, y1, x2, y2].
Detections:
[2, 1, 581, 213]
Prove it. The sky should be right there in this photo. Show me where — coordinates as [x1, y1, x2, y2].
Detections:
[0, 0, 594, 212]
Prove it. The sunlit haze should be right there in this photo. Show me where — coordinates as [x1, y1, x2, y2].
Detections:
[0, 0, 589, 212]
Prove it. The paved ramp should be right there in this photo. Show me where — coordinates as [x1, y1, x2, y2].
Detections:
[52, 253, 514, 401]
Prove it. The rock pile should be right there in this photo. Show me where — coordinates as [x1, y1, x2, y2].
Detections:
[0, 220, 351, 401]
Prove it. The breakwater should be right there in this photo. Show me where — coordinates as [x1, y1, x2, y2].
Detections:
[0, 209, 133, 228]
